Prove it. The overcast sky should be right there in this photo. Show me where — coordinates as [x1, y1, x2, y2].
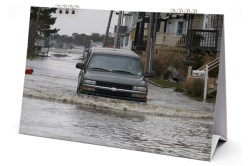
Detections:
[51, 8, 119, 36]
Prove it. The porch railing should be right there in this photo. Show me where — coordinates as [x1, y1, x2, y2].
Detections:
[155, 29, 219, 52]
[155, 32, 187, 47]
[186, 29, 218, 51]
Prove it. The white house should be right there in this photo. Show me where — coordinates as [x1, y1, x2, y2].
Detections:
[120, 12, 139, 50]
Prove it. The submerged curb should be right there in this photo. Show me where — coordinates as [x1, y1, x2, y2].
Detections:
[23, 89, 214, 119]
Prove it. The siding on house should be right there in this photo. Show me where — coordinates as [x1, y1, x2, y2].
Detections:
[191, 14, 204, 29]
[159, 21, 165, 33]
[130, 28, 136, 42]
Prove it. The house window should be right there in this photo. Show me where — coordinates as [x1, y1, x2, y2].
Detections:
[177, 21, 183, 35]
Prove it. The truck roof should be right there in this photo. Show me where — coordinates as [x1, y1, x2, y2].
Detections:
[91, 47, 140, 58]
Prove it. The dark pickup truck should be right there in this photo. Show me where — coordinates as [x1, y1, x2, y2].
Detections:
[76, 47, 155, 102]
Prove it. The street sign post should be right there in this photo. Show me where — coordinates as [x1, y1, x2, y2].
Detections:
[192, 70, 205, 77]
[192, 67, 209, 101]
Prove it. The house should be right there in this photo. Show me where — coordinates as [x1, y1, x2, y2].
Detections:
[119, 12, 139, 50]
[155, 13, 224, 57]
[130, 12, 223, 56]
[131, 12, 150, 51]
[34, 39, 50, 56]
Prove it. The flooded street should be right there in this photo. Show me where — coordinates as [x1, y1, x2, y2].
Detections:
[20, 48, 215, 161]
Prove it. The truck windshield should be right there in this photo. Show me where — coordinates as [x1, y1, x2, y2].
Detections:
[87, 54, 143, 76]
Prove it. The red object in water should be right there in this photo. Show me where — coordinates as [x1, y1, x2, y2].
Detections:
[25, 68, 33, 74]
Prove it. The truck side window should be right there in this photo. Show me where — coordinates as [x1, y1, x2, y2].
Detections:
[84, 50, 92, 65]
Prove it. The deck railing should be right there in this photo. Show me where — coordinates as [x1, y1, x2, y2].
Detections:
[155, 29, 219, 51]
[186, 29, 218, 51]
[156, 32, 187, 47]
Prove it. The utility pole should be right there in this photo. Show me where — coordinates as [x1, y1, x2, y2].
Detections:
[149, 13, 157, 71]
[114, 11, 122, 48]
[104, 10, 113, 47]
[145, 12, 154, 72]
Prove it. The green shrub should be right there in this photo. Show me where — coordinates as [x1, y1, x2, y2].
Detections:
[152, 56, 164, 77]
[152, 48, 187, 77]
[185, 77, 204, 98]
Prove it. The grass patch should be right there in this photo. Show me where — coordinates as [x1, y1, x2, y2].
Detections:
[149, 77, 185, 93]
[185, 92, 216, 103]
[149, 77, 216, 103]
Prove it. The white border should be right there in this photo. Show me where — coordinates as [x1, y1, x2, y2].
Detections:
[3, 0, 247, 166]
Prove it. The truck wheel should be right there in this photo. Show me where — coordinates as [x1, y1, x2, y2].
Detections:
[76, 74, 82, 94]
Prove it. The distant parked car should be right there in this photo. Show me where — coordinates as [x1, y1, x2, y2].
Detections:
[75, 47, 155, 102]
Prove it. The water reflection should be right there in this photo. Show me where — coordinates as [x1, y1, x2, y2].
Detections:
[20, 97, 213, 161]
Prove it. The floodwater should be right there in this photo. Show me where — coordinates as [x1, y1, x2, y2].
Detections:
[19, 48, 215, 161]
